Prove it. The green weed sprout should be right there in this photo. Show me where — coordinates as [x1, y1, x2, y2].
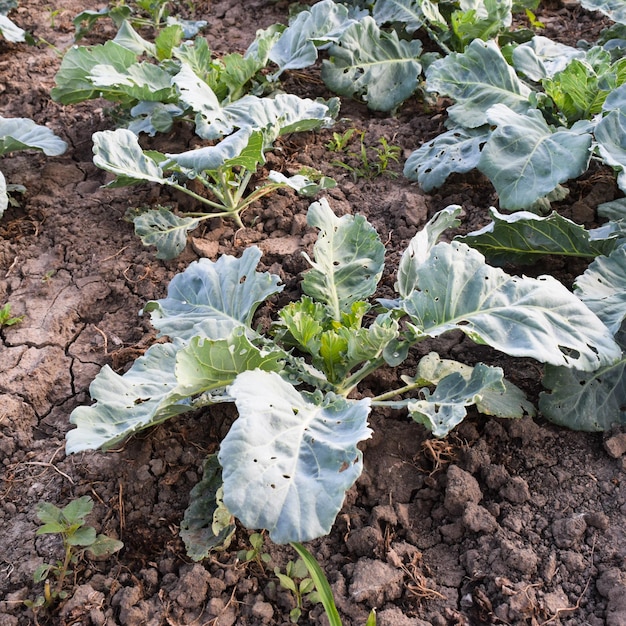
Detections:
[0, 303, 24, 327]
[27, 496, 123, 610]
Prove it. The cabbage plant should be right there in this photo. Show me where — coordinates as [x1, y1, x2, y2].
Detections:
[66, 199, 620, 552]
[91, 92, 337, 258]
[405, 35, 626, 211]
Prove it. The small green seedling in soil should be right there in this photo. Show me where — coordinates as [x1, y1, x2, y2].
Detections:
[0, 303, 23, 327]
[331, 132, 401, 180]
[26, 496, 123, 610]
[237, 532, 272, 570]
[274, 557, 319, 623]
[290, 542, 376, 626]
[325, 128, 360, 153]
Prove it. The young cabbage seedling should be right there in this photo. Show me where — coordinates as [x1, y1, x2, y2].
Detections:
[92, 127, 335, 259]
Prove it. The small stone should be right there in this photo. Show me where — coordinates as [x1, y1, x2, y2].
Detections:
[499, 476, 531, 503]
[543, 587, 569, 615]
[482, 464, 510, 491]
[500, 540, 538, 575]
[170, 563, 211, 609]
[440, 520, 465, 542]
[377, 606, 431, 626]
[346, 526, 384, 557]
[349, 559, 403, 606]
[191, 237, 219, 259]
[584, 511, 609, 530]
[444, 465, 482, 516]
[250, 599, 274, 622]
[462, 502, 499, 533]
[604, 434, 626, 458]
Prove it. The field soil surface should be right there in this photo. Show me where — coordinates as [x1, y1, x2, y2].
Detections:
[1, 1, 626, 625]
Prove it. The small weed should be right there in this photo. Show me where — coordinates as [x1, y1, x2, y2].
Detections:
[47, 8, 61, 29]
[274, 557, 320, 623]
[330, 132, 401, 180]
[237, 532, 272, 570]
[290, 542, 377, 626]
[0, 303, 24, 327]
[326, 128, 360, 153]
[25, 496, 123, 611]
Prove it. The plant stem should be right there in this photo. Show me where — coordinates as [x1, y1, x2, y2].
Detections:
[371, 380, 425, 403]
[337, 356, 386, 397]
[169, 182, 228, 212]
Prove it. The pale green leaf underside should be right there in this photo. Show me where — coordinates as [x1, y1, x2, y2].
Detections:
[411, 352, 535, 420]
[426, 39, 531, 129]
[144, 247, 283, 342]
[512, 36, 584, 81]
[540, 357, 626, 431]
[396, 205, 463, 298]
[66, 342, 192, 453]
[268, 0, 358, 78]
[87, 61, 175, 103]
[401, 241, 621, 370]
[459, 208, 617, 265]
[372, 0, 425, 33]
[575, 244, 626, 335]
[133, 208, 200, 260]
[403, 126, 489, 191]
[220, 370, 372, 543]
[0, 14, 25, 42]
[175, 327, 286, 396]
[51, 41, 138, 104]
[478, 105, 592, 209]
[303, 198, 385, 319]
[407, 362, 505, 437]
[0, 171, 7, 218]
[92, 128, 164, 184]
[0, 117, 67, 157]
[174, 63, 336, 140]
[596, 92, 626, 193]
[164, 128, 257, 175]
[322, 16, 422, 112]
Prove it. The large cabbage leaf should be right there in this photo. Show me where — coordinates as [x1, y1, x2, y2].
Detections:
[372, 0, 425, 33]
[426, 39, 531, 128]
[51, 41, 138, 104]
[512, 35, 585, 81]
[407, 362, 506, 437]
[219, 370, 372, 543]
[321, 16, 422, 112]
[398, 240, 621, 370]
[579, 0, 626, 24]
[173, 64, 337, 139]
[574, 243, 626, 335]
[478, 105, 592, 210]
[66, 342, 192, 453]
[596, 84, 626, 193]
[403, 126, 489, 191]
[396, 206, 463, 299]
[0, 117, 67, 157]
[459, 208, 618, 265]
[302, 198, 385, 320]
[540, 336, 626, 431]
[144, 247, 283, 341]
[268, 0, 361, 78]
